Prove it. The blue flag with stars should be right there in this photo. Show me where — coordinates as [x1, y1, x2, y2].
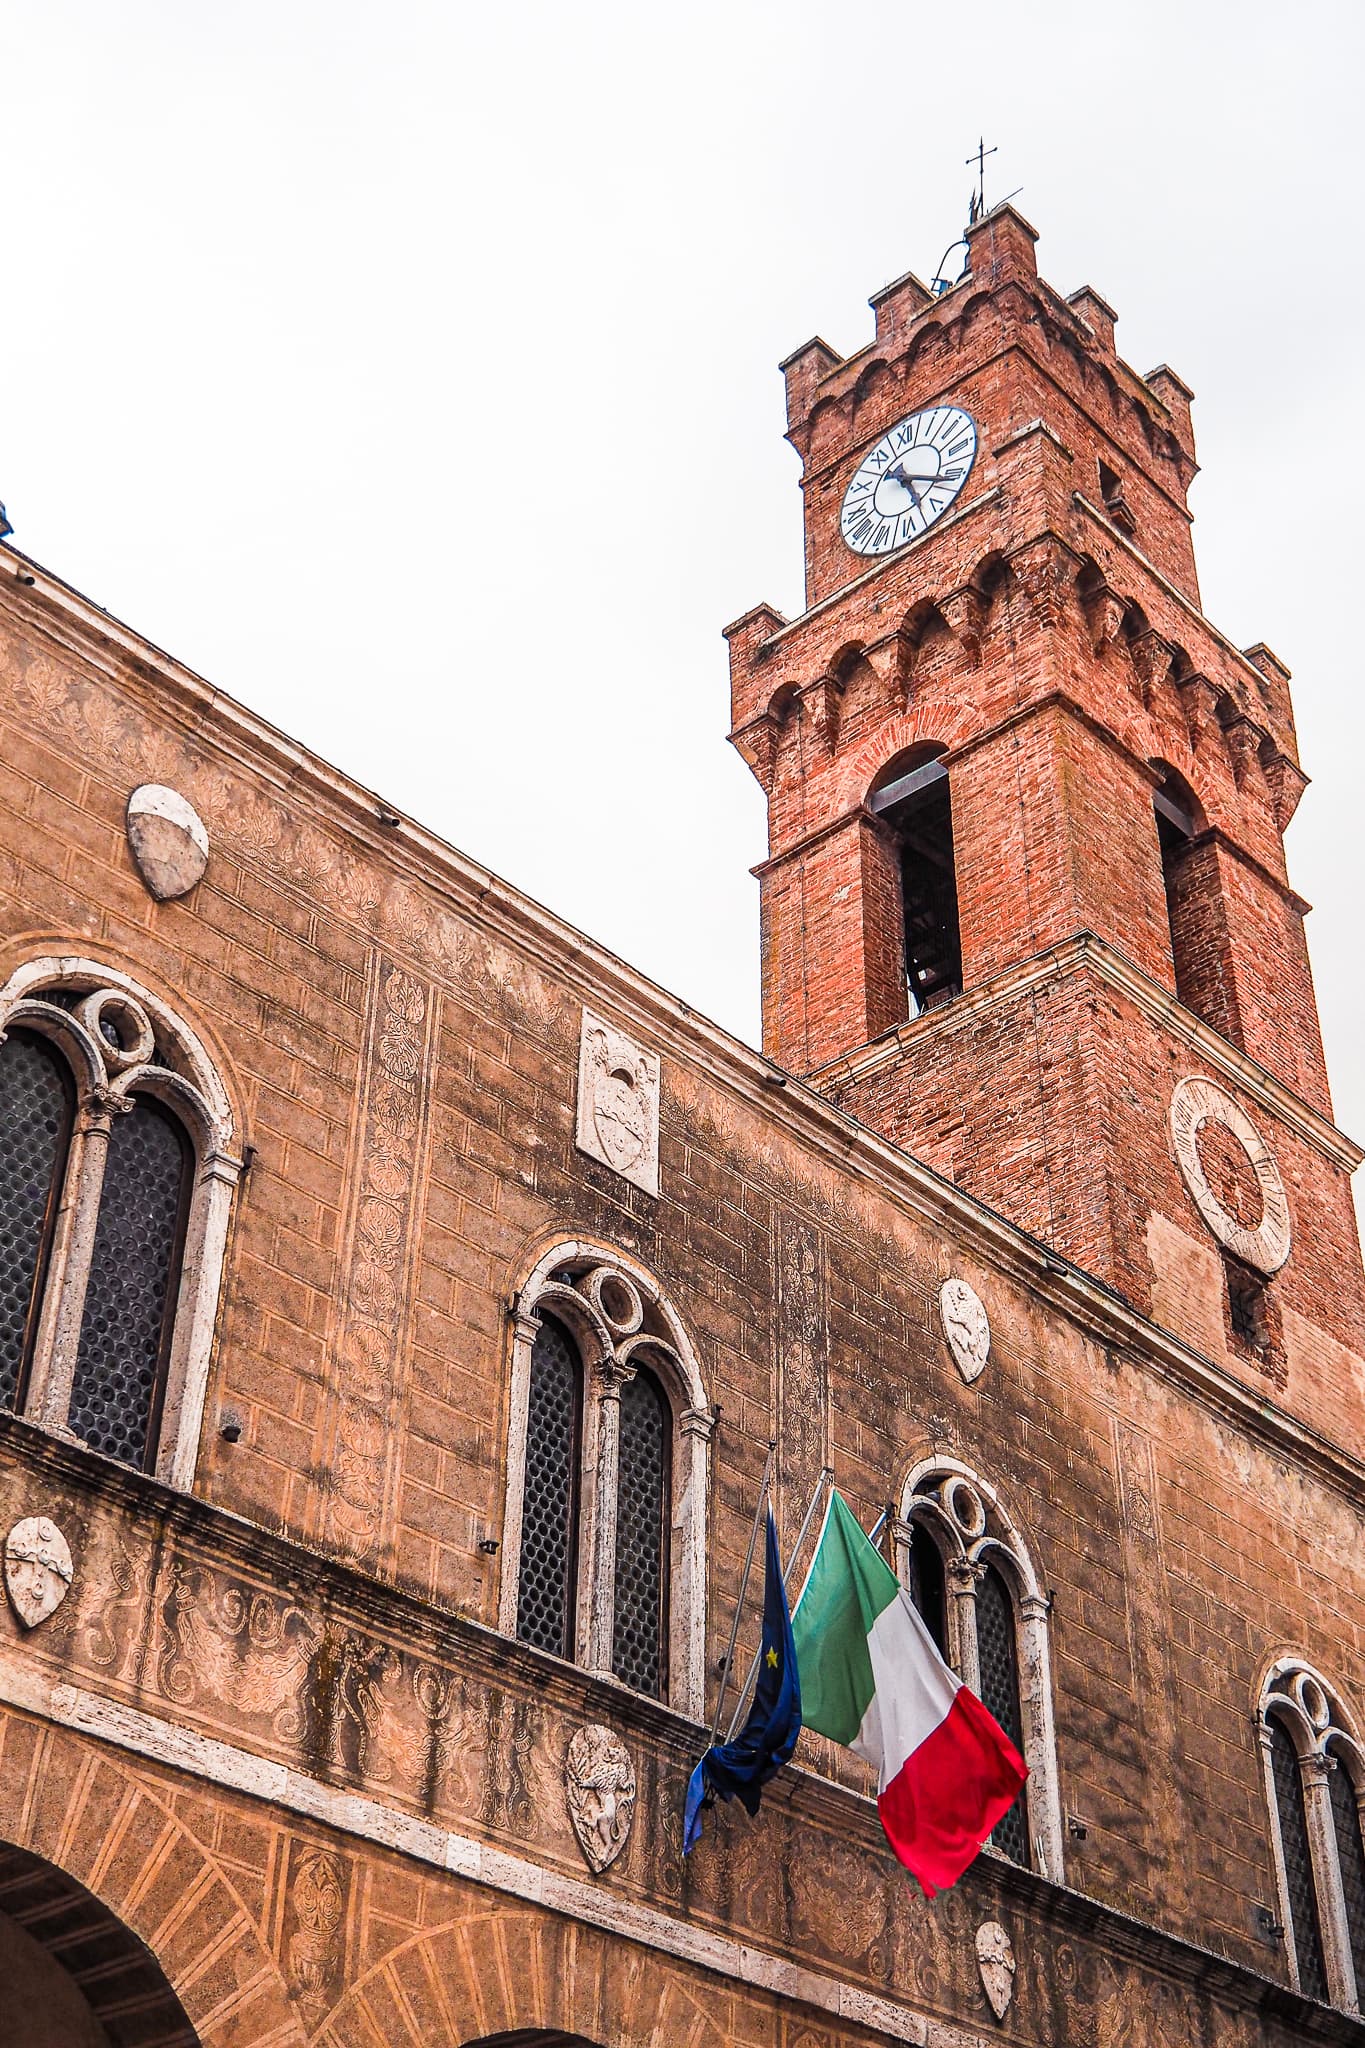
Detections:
[684, 1507, 802, 1851]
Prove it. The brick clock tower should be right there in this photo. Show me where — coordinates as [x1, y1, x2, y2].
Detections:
[727, 204, 1365, 1443]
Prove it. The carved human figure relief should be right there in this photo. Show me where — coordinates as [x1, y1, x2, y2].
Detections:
[1169, 1075, 1291, 1274]
[975, 1919, 1016, 2020]
[125, 783, 210, 900]
[575, 1009, 660, 1196]
[565, 1722, 637, 1872]
[4, 1516, 74, 1629]
[939, 1277, 991, 1383]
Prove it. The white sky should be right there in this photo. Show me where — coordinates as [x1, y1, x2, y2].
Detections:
[4, 1, 1363, 1237]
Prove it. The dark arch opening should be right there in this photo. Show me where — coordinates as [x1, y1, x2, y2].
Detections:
[869, 746, 962, 1015]
[0, 1840, 200, 2047]
[465, 2036, 604, 2046]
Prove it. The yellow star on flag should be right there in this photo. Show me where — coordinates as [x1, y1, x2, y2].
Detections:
[766, 1646, 779, 1669]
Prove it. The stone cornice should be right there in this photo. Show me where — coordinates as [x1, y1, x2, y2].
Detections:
[753, 488, 1004, 649]
[0, 1400, 1353, 2046]
[807, 930, 1363, 1174]
[0, 1629, 1352, 2043]
[2, 553, 1363, 1506]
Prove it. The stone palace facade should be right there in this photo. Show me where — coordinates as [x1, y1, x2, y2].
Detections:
[0, 205, 1362, 2046]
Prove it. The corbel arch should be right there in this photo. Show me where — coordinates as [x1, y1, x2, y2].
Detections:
[499, 1237, 713, 1715]
[895, 1455, 1064, 1882]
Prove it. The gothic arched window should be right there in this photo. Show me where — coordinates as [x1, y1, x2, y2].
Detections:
[1259, 1660, 1365, 2009]
[502, 1246, 712, 1715]
[896, 1459, 1064, 1880]
[514, 1313, 583, 1660]
[869, 747, 963, 1016]
[0, 961, 240, 1486]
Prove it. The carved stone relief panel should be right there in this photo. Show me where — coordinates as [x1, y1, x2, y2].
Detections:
[564, 1722, 636, 1872]
[125, 782, 210, 900]
[776, 1214, 829, 1527]
[975, 1919, 1015, 2020]
[939, 1277, 990, 1382]
[1169, 1075, 1291, 1274]
[321, 956, 438, 1567]
[4, 1516, 73, 1629]
[575, 1009, 661, 1194]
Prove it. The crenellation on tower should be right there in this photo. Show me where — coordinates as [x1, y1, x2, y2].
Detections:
[732, 205, 1365, 1435]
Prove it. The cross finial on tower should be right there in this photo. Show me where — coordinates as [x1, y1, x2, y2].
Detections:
[966, 137, 998, 225]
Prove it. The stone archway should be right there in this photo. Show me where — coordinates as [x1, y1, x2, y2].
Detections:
[314, 1906, 734, 2048]
[0, 1840, 199, 2046]
[0, 1707, 304, 2048]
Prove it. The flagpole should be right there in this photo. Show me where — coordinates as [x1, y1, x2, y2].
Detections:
[723, 1463, 831, 1743]
[708, 1441, 774, 1748]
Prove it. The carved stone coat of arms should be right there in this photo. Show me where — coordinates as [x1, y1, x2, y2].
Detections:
[564, 1723, 637, 1873]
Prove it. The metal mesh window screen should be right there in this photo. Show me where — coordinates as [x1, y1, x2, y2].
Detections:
[612, 1368, 669, 1699]
[0, 1032, 73, 1411]
[907, 1521, 948, 1658]
[515, 1315, 582, 1659]
[70, 1096, 189, 1470]
[1328, 1754, 1365, 1999]
[976, 1563, 1028, 1866]
[1270, 1718, 1328, 2000]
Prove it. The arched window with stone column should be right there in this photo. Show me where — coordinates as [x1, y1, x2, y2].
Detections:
[1259, 1658, 1365, 2009]
[500, 1242, 713, 1715]
[0, 957, 241, 1486]
[894, 1456, 1065, 1881]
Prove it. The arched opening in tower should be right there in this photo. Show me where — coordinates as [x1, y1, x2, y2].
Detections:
[870, 751, 963, 1015]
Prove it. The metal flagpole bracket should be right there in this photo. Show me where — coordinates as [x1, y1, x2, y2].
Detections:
[708, 1442, 775, 1748]
[724, 1464, 832, 1743]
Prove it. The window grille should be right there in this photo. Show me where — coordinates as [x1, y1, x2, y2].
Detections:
[612, 1368, 669, 1698]
[502, 1251, 710, 1716]
[907, 1520, 947, 1656]
[900, 1465, 1062, 1880]
[1270, 1717, 1329, 2001]
[1328, 1756, 1365, 1997]
[515, 1315, 582, 1659]
[976, 1563, 1028, 1865]
[0, 1033, 72, 1411]
[71, 1098, 190, 1470]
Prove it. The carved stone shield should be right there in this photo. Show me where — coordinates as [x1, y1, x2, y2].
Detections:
[975, 1919, 1016, 2020]
[4, 1516, 74, 1629]
[126, 783, 210, 901]
[939, 1277, 991, 1383]
[565, 1723, 636, 1873]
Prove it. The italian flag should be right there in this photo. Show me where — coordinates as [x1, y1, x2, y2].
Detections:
[791, 1489, 1027, 1897]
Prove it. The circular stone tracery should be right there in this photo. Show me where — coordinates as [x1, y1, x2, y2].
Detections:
[1169, 1075, 1291, 1275]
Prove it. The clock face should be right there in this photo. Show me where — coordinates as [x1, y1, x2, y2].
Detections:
[839, 405, 978, 556]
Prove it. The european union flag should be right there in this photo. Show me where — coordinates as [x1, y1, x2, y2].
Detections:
[684, 1507, 802, 1851]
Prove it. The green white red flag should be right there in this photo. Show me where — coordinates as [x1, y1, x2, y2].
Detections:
[790, 1488, 1027, 1897]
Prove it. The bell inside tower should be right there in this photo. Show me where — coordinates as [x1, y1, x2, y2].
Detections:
[870, 750, 963, 1014]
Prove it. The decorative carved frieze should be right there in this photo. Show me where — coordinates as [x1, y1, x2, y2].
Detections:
[565, 1723, 636, 1872]
[939, 1277, 991, 1383]
[1169, 1076, 1291, 1274]
[575, 1009, 661, 1196]
[125, 783, 210, 900]
[4, 1516, 74, 1629]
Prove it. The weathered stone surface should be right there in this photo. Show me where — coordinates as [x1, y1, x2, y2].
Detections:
[125, 781, 209, 899]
